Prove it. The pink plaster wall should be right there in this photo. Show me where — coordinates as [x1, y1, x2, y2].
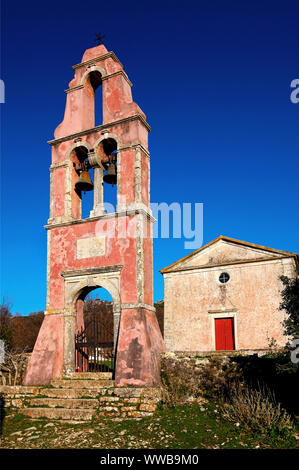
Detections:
[48, 216, 139, 310]
[24, 314, 64, 385]
[52, 167, 65, 217]
[119, 148, 135, 203]
[143, 219, 154, 306]
[115, 308, 166, 387]
[141, 151, 149, 206]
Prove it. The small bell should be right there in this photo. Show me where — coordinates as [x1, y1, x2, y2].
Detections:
[103, 163, 117, 186]
[75, 170, 94, 193]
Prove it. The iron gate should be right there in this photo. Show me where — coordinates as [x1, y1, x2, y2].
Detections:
[75, 313, 114, 372]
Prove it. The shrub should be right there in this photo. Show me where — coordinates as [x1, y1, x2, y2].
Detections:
[221, 383, 294, 436]
[1, 349, 29, 386]
[279, 272, 299, 341]
[197, 357, 243, 399]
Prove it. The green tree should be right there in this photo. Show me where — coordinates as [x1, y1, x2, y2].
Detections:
[279, 268, 299, 341]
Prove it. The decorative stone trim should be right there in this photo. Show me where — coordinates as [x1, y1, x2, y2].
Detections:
[208, 308, 237, 314]
[49, 161, 68, 172]
[90, 167, 105, 217]
[47, 115, 151, 147]
[62, 265, 122, 375]
[65, 70, 132, 94]
[119, 142, 150, 158]
[209, 311, 239, 351]
[134, 148, 142, 204]
[61, 265, 123, 278]
[45, 207, 155, 230]
[102, 70, 132, 86]
[64, 161, 73, 219]
[46, 231, 51, 308]
[121, 303, 156, 312]
[161, 255, 294, 274]
[72, 51, 123, 70]
[49, 169, 53, 219]
[136, 214, 144, 304]
[64, 84, 84, 94]
[44, 309, 65, 316]
[116, 150, 121, 212]
[47, 215, 74, 226]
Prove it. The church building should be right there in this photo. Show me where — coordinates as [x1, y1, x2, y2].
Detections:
[161, 236, 297, 353]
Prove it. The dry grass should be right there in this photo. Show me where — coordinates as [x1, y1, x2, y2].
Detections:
[221, 384, 294, 436]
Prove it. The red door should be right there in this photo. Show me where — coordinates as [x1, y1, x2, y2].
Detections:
[215, 318, 235, 350]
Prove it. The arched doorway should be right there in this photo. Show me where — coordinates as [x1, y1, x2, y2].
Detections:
[62, 265, 122, 377]
[75, 286, 114, 373]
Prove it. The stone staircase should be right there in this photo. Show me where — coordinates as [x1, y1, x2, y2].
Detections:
[0, 373, 160, 421]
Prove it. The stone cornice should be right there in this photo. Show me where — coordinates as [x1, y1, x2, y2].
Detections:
[119, 142, 150, 158]
[65, 70, 132, 93]
[122, 303, 156, 312]
[47, 115, 151, 146]
[64, 84, 83, 94]
[45, 207, 155, 230]
[49, 162, 69, 172]
[161, 255, 294, 275]
[208, 308, 237, 314]
[72, 51, 123, 70]
[102, 70, 132, 86]
[61, 265, 123, 278]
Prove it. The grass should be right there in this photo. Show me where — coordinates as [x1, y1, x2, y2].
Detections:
[1, 401, 297, 449]
[88, 359, 114, 371]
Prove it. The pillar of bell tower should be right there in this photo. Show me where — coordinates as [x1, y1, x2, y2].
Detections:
[24, 44, 165, 387]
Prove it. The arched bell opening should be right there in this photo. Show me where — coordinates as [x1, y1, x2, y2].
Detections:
[72, 145, 94, 219]
[75, 286, 115, 373]
[96, 138, 118, 213]
[87, 70, 103, 127]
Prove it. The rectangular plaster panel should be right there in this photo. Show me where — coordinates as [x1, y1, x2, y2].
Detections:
[76, 236, 106, 259]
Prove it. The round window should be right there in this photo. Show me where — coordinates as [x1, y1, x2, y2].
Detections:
[219, 272, 230, 284]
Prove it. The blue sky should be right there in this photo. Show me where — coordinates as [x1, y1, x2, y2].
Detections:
[1, 0, 298, 313]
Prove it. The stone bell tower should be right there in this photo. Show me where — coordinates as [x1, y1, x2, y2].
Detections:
[24, 44, 165, 387]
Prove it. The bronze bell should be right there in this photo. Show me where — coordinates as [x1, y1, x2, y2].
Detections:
[103, 163, 117, 186]
[75, 170, 94, 193]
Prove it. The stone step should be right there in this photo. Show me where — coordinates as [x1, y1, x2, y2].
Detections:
[39, 388, 101, 399]
[0, 385, 40, 395]
[51, 379, 114, 389]
[28, 398, 99, 409]
[68, 372, 112, 380]
[22, 407, 96, 421]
